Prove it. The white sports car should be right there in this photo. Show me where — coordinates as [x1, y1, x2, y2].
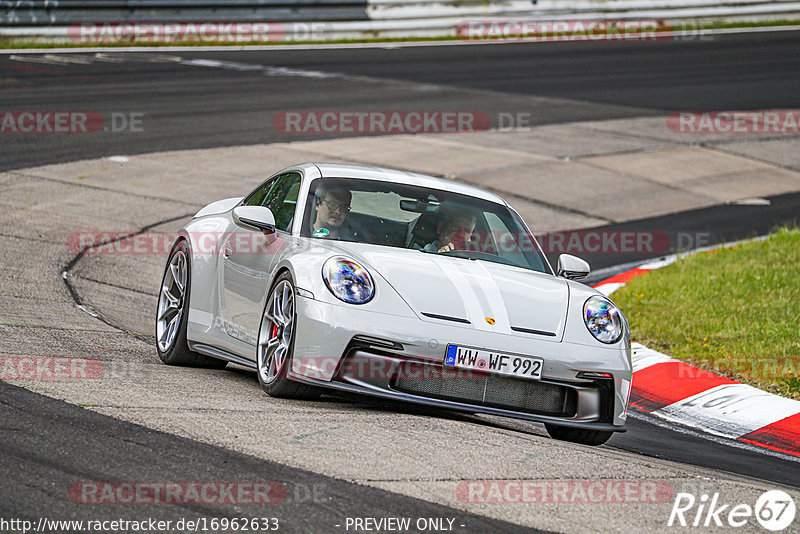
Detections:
[157, 163, 632, 445]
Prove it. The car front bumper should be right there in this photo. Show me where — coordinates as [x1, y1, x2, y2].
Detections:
[290, 294, 631, 430]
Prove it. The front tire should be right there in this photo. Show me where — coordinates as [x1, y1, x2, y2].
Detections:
[256, 272, 319, 399]
[545, 423, 613, 446]
[156, 240, 227, 369]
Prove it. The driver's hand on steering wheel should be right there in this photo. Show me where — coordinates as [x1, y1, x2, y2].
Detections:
[437, 242, 455, 253]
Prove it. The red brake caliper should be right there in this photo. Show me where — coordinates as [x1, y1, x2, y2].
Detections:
[271, 323, 279, 339]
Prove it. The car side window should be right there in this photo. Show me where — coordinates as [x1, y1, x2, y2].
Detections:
[260, 173, 301, 232]
[243, 177, 277, 208]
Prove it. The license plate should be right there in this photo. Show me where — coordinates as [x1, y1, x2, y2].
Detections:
[444, 344, 542, 380]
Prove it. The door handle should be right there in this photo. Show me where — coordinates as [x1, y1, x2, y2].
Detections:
[222, 242, 233, 258]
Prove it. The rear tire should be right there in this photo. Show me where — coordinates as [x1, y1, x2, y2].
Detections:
[256, 272, 320, 399]
[156, 239, 227, 369]
[545, 423, 613, 446]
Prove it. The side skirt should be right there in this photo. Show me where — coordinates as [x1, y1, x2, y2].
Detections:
[189, 342, 257, 370]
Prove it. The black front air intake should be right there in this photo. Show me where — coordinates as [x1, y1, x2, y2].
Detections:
[392, 363, 577, 417]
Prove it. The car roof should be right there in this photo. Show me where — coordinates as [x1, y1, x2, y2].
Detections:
[308, 162, 507, 205]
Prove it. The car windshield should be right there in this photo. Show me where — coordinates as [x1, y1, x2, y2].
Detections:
[302, 178, 550, 274]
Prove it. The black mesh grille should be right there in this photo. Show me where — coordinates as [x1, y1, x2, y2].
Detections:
[394, 371, 485, 404]
[392, 363, 576, 417]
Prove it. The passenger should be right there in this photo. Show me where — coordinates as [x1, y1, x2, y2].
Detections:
[423, 203, 477, 253]
[311, 185, 352, 240]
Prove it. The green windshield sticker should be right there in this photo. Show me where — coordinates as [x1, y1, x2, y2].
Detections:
[313, 228, 330, 238]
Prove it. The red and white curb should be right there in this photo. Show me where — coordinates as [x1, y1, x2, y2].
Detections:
[594, 251, 800, 458]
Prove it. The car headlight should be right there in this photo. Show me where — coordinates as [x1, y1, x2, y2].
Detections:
[583, 296, 623, 344]
[322, 257, 375, 304]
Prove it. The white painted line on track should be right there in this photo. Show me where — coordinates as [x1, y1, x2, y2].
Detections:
[42, 53, 93, 64]
[9, 50, 369, 80]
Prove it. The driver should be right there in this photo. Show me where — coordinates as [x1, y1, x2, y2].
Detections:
[422, 203, 477, 253]
[311, 185, 353, 240]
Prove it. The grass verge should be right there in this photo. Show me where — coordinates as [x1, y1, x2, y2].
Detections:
[612, 227, 800, 400]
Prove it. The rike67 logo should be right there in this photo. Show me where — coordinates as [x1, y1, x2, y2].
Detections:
[669, 490, 796, 531]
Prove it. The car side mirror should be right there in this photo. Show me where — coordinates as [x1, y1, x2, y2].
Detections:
[232, 206, 276, 234]
[557, 254, 590, 280]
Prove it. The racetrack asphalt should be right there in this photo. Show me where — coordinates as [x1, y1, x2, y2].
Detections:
[0, 380, 538, 533]
[2, 30, 800, 172]
[2, 31, 800, 532]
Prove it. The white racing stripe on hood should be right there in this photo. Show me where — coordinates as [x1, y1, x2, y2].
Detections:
[429, 257, 493, 331]
[450, 259, 512, 333]
[472, 261, 512, 333]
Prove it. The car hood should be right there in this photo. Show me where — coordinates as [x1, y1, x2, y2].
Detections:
[332, 243, 570, 340]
